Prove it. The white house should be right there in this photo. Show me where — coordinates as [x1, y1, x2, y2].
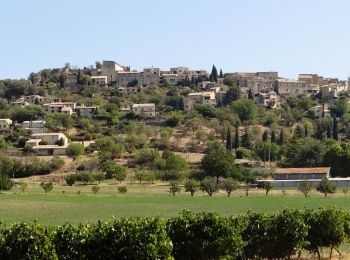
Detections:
[21, 120, 47, 134]
[0, 119, 12, 130]
[121, 103, 156, 118]
[26, 133, 68, 156]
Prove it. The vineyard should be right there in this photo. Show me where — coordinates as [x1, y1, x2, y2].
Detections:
[0, 208, 349, 259]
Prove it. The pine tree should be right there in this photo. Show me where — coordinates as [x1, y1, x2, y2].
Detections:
[271, 130, 276, 143]
[219, 69, 223, 78]
[233, 126, 240, 149]
[262, 130, 269, 142]
[209, 65, 218, 83]
[241, 128, 252, 148]
[279, 128, 284, 145]
[326, 125, 331, 138]
[226, 127, 232, 150]
[333, 117, 338, 140]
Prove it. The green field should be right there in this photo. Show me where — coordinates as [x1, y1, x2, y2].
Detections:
[1, 182, 350, 225]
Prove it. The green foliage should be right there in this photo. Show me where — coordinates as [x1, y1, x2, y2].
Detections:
[102, 160, 127, 181]
[324, 143, 350, 177]
[0, 175, 14, 191]
[231, 98, 258, 122]
[64, 174, 76, 186]
[201, 148, 240, 180]
[18, 182, 28, 193]
[183, 179, 199, 196]
[135, 148, 160, 167]
[169, 181, 181, 196]
[298, 180, 312, 197]
[167, 210, 245, 259]
[220, 177, 239, 197]
[40, 181, 53, 194]
[263, 181, 273, 196]
[0, 222, 57, 259]
[92, 172, 105, 184]
[75, 172, 94, 185]
[200, 177, 219, 196]
[155, 150, 189, 172]
[304, 208, 350, 257]
[118, 186, 128, 193]
[235, 147, 257, 160]
[165, 111, 183, 127]
[65, 143, 85, 161]
[316, 178, 336, 197]
[91, 185, 100, 195]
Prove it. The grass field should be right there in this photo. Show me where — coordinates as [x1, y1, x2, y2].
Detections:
[1, 181, 350, 225]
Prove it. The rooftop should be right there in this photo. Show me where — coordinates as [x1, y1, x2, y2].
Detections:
[274, 167, 331, 175]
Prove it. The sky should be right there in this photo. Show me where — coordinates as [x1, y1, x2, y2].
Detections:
[1, 0, 350, 80]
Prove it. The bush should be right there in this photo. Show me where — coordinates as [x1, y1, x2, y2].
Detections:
[91, 186, 100, 195]
[82, 217, 172, 259]
[235, 147, 257, 160]
[167, 210, 245, 259]
[92, 172, 105, 184]
[0, 175, 14, 191]
[118, 186, 127, 193]
[40, 182, 53, 194]
[0, 222, 57, 259]
[64, 174, 76, 186]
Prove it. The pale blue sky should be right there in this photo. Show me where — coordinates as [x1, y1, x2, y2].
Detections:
[1, 0, 350, 80]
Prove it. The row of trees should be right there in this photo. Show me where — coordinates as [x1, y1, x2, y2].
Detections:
[1, 208, 349, 259]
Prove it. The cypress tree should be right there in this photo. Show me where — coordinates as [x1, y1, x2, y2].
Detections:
[241, 128, 252, 148]
[293, 125, 304, 139]
[315, 121, 323, 140]
[248, 89, 253, 100]
[219, 69, 223, 78]
[327, 125, 331, 139]
[226, 127, 232, 150]
[77, 69, 82, 85]
[271, 130, 276, 143]
[279, 128, 284, 145]
[304, 124, 308, 137]
[209, 65, 218, 83]
[332, 117, 338, 140]
[262, 130, 269, 142]
[233, 126, 240, 149]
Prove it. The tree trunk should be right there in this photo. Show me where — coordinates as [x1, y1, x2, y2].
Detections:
[227, 191, 231, 197]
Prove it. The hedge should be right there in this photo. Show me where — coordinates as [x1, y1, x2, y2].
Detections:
[0, 208, 350, 259]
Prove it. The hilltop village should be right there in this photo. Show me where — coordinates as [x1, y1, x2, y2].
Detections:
[1, 60, 350, 189]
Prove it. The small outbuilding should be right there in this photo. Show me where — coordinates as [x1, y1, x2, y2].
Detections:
[273, 167, 331, 180]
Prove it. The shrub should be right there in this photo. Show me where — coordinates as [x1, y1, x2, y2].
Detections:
[118, 186, 127, 193]
[169, 181, 180, 196]
[40, 182, 53, 194]
[82, 217, 172, 259]
[65, 143, 85, 161]
[92, 172, 105, 184]
[64, 174, 76, 186]
[0, 222, 57, 259]
[49, 156, 65, 171]
[91, 186, 100, 195]
[200, 177, 219, 196]
[75, 172, 94, 185]
[304, 208, 350, 258]
[167, 210, 245, 259]
[18, 182, 28, 193]
[0, 175, 14, 191]
[316, 178, 336, 197]
[235, 147, 257, 160]
[183, 179, 199, 196]
[221, 177, 239, 197]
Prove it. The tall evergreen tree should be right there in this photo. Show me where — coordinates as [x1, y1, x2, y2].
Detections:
[241, 128, 252, 148]
[209, 65, 218, 83]
[270, 130, 276, 143]
[233, 126, 240, 150]
[326, 125, 331, 139]
[315, 121, 323, 140]
[304, 124, 308, 137]
[279, 128, 284, 145]
[262, 130, 269, 142]
[77, 69, 82, 85]
[333, 117, 338, 140]
[247, 89, 253, 99]
[293, 125, 304, 139]
[226, 127, 232, 150]
[219, 69, 223, 78]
